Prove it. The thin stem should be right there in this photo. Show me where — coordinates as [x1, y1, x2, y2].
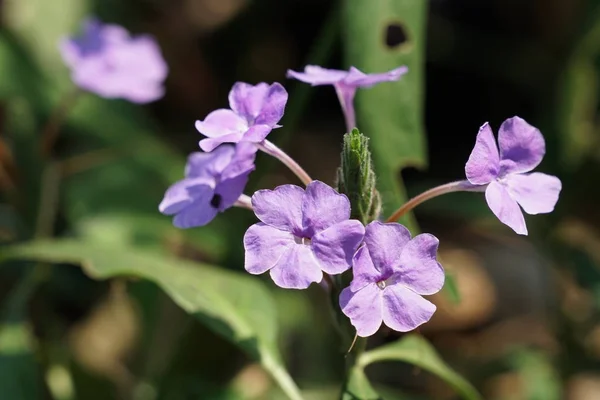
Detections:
[234, 194, 253, 210]
[41, 88, 82, 157]
[386, 180, 484, 223]
[257, 140, 313, 186]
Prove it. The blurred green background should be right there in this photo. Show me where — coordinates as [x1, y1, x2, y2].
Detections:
[0, 0, 599, 399]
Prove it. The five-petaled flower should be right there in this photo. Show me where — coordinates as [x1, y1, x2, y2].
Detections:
[465, 116, 562, 235]
[159, 143, 256, 228]
[196, 82, 288, 152]
[244, 181, 365, 289]
[340, 221, 445, 337]
[59, 17, 168, 103]
[286, 65, 408, 131]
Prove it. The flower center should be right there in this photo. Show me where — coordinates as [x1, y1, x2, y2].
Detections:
[210, 194, 222, 209]
[293, 236, 311, 245]
[376, 280, 386, 290]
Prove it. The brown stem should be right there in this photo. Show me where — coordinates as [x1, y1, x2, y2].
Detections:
[385, 180, 483, 223]
[40, 88, 83, 157]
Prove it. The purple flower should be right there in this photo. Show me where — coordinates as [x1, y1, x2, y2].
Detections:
[465, 116, 562, 235]
[286, 65, 408, 131]
[159, 143, 255, 228]
[244, 181, 365, 289]
[59, 18, 168, 103]
[195, 82, 288, 152]
[340, 222, 444, 337]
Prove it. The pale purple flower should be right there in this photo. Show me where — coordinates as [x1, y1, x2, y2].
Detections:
[340, 221, 444, 337]
[159, 143, 255, 228]
[465, 116, 562, 235]
[244, 181, 365, 289]
[286, 65, 408, 131]
[59, 18, 168, 103]
[195, 82, 288, 152]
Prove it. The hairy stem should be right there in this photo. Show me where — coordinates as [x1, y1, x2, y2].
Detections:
[257, 140, 313, 186]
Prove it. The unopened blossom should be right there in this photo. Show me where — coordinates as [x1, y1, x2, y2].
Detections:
[286, 65, 408, 131]
[340, 221, 445, 337]
[159, 143, 255, 228]
[59, 18, 168, 103]
[465, 116, 562, 235]
[244, 181, 365, 289]
[196, 82, 288, 152]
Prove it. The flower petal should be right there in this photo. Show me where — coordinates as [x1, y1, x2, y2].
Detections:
[498, 116, 545, 175]
[254, 83, 288, 127]
[397, 234, 445, 295]
[199, 132, 245, 152]
[340, 284, 383, 337]
[301, 181, 350, 236]
[343, 66, 408, 88]
[195, 109, 248, 138]
[159, 177, 214, 215]
[269, 244, 323, 289]
[243, 124, 274, 143]
[159, 180, 194, 215]
[220, 142, 257, 180]
[504, 172, 562, 215]
[168, 181, 218, 229]
[244, 223, 294, 275]
[485, 180, 527, 235]
[465, 122, 500, 185]
[215, 173, 250, 210]
[286, 65, 348, 85]
[363, 221, 411, 276]
[252, 185, 304, 232]
[186, 146, 235, 178]
[382, 284, 436, 332]
[349, 246, 382, 292]
[311, 220, 365, 275]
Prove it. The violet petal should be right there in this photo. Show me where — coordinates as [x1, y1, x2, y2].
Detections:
[363, 221, 411, 277]
[310, 220, 365, 275]
[340, 284, 383, 337]
[301, 181, 351, 237]
[498, 116, 545, 175]
[382, 284, 437, 332]
[252, 185, 304, 232]
[397, 234, 445, 295]
[504, 172, 562, 215]
[269, 244, 323, 289]
[465, 122, 500, 185]
[244, 223, 294, 275]
[485, 180, 527, 235]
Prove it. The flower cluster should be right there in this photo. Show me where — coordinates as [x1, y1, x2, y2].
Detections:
[158, 61, 562, 338]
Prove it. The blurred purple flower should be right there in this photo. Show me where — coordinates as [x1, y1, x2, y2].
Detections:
[59, 18, 168, 103]
[159, 143, 255, 228]
[340, 221, 444, 337]
[244, 181, 365, 289]
[465, 116, 562, 235]
[286, 65, 408, 131]
[195, 82, 288, 152]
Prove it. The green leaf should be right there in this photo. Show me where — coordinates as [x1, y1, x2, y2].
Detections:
[344, 1, 428, 230]
[359, 334, 481, 400]
[4, 240, 304, 400]
[342, 367, 381, 400]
